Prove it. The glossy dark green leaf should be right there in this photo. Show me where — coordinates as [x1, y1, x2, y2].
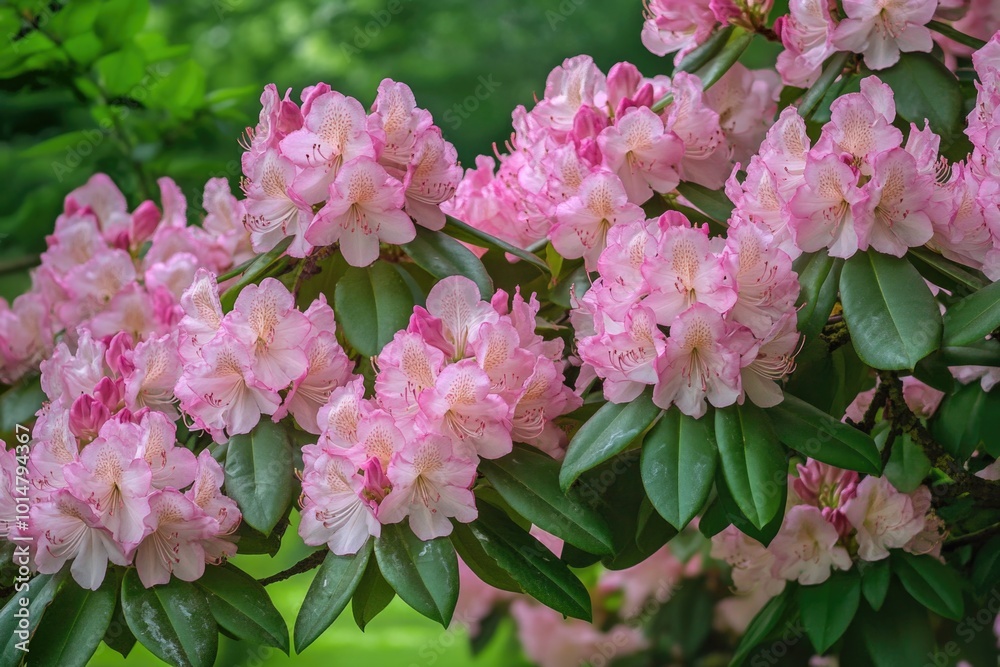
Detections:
[840, 250, 942, 370]
[930, 381, 1000, 460]
[676, 181, 734, 225]
[121, 570, 218, 667]
[480, 445, 614, 554]
[28, 572, 118, 667]
[0, 571, 65, 663]
[334, 261, 415, 358]
[713, 468, 787, 546]
[892, 552, 964, 621]
[351, 559, 395, 631]
[729, 584, 796, 667]
[878, 52, 963, 140]
[973, 536, 1000, 591]
[715, 403, 787, 530]
[442, 216, 549, 275]
[942, 279, 1000, 347]
[197, 565, 289, 654]
[798, 570, 861, 653]
[768, 394, 881, 475]
[465, 502, 591, 621]
[860, 559, 891, 611]
[450, 523, 522, 593]
[907, 246, 986, 294]
[559, 390, 661, 491]
[224, 420, 294, 535]
[793, 251, 842, 341]
[102, 589, 136, 658]
[849, 583, 935, 667]
[640, 407, 717, 530]
[401, 226, 493, 299]
[374, 524, 459, 627]
[884, 433, 931, 493]
[295, 544, 371, 651]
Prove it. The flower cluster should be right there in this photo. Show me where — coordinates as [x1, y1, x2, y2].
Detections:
[444, 55, 778, 263]
[0, 174, 251, 384]
[174, 272, 355, 440]
[298, 276, 580, 549]
[727, 76, 945, 260]
[712, 458, 945, 596]
[19, 331, 240, 590]
[572, 210, 800, 417]
[240, 80, 462, 266]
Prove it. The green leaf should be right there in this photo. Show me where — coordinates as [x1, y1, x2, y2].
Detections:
[860, 559, 891, 611]
[877, 52, 963, 141]
[374, 524, 459, 627]
[793, 251, 842, 341]
[729, 584, 796, 667]
[103, 590, 136, 658]
[715, 403, 787, 530]
[223, 420, 294, 535]
[450, 523, 522, 593]
[480, 445, 614, 555]
[640, 407, 717, 530]
[351, 559, 395, 631]
[559, 389, 661, 491]
[465, 502, 591, 621]
[0, 571, 66, 664]
[197, 565, 289, 654]
[908, 246, 986, 294]
[884, 433, 932, 493]
[147, 60, 207, 118]
[93, 0, 149, 48]
[973, 536, 1000, 591]
[892, 552, 964, 621]
[692, 27, 754, 91]
[334, 261, 415, 358]
[798, 571, 861, 653]
[94, 46, 146, 97]
[768, 394, 882, 475]
[675, 26, 734, 73]
[942, 279, 1000, 347]
[401, 226, 493, 299]
[840, 250, 942, 370]
[930, 382, 1000, 460]
[218, 237, 292, 309]
[295, 545, 371, 651]
[847, 583, 935, 667]
[713, 468, 787, 546]
[798, 52, 851, 120]
[442, 216, 549, 276]
[28, 572, 118, 667]
[676, 181, 734, 225]
[121, 570, 218, 667]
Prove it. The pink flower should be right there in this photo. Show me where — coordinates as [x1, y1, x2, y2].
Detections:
[787, 153, 866, 258]
[770, 504, 853, 584]
[125, 334, 182, 418]
[227, 278, 312, 391]
[242, 148, 315, 258]
[299, 450, 380, 555]
[815, 77, 903, 166]
[63, 432, 152, 547]
[134, 489, 217, 587]
[31, 489, 128, 590]
[832, 0, 937, 70]
[317, 379, 373, 447]
[843, 475, 925, 561]
[136, 411, 197, 491]
[653, 303, 742, 417]
[401, 129, 462, 231]
[578, 302, 665, 403]
[175, 336, 281, 440]
[375, 332, 445, 420]
[178, 269, 225, 355]
[550, 172, 645, 269]
[378, 434, 478, 540]
[776, 0, 837, 87]
[641, 224, 736, 325]
[305, 156, 415, 267]
[712, 525, 787, 595]
[857, 147, 934, 257]
[347, 410, 406, 469]
[641, 0, 719, 64]
[598, 106, 683, 204]
[417, 360, 513, 460]
[369, 78, 433, 172]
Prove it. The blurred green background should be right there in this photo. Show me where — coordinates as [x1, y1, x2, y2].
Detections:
[1, 1, 667, 664]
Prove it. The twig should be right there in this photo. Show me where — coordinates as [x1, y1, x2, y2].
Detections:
[257, 550, 326, 586]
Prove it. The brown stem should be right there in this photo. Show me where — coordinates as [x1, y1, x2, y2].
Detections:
[257, 550, 326, 586]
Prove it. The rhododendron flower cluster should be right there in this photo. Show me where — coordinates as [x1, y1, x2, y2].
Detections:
[298, 276, 580, 547]
[16, 330, 240, 590]
[572, 210, 800, 417]
[175, 272, 354, 440]
[0, 174, 251, 384]
[727, 76, 945, 260]
[444, 55, 779, 260]
[240, 80, 462, 266]
[712, 458, 945, 595]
